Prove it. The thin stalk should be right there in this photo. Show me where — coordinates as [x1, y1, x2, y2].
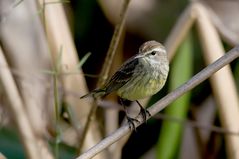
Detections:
[53, 47, 63, 159]
[78, 0, 131, 153]
[154, 113, 239, 136]
[53, 73, 60, 159]
[97, 0, 130, 86]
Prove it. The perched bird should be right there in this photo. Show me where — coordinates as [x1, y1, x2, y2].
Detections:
[81, 40, 169, 129]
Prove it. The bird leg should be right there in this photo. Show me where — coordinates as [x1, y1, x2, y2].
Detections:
[120, 98, 139, 131]
[136, 100, 151, 123]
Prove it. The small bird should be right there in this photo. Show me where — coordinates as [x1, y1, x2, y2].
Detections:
[81, 40, 169, 129]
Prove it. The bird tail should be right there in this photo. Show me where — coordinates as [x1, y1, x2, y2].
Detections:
[80, 89, 106, 99]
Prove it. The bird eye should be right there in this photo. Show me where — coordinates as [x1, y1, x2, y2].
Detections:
[151, 51, 156, 55]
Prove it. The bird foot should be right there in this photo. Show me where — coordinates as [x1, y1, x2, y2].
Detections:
[138, 107, 151, 123]
[126, 116, 140, 131]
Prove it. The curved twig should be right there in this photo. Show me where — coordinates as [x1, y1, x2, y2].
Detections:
[77, 45, 239, 159]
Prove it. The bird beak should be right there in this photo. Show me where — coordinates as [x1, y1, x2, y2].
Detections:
[135, 54, 144, 58]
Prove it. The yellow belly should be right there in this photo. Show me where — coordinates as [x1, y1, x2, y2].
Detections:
[117, 77, 166, 101]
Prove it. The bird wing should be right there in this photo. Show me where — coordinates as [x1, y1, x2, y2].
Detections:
[104, 57, 139, 94]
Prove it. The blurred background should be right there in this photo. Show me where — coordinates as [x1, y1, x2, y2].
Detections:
[0, 0, 238, 159]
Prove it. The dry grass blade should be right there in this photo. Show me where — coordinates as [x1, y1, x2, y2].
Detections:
[0, 47, 41, 159]
[165, 3, 197, 61]
[0, 0, 54, 158]
[200, 0, 239, 46]
[37, 0, 104, 156]
[195, 3, 239, 159]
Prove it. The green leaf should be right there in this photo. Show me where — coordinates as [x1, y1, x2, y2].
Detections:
[77, 52, 91, 68]
[156, 32, 194, 159]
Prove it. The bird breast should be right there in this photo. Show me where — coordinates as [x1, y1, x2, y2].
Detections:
[117, 58, 169, 101]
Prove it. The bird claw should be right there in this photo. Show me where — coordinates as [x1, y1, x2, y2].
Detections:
[126, 116, 140, 131]
[138, 107, 151, 123]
